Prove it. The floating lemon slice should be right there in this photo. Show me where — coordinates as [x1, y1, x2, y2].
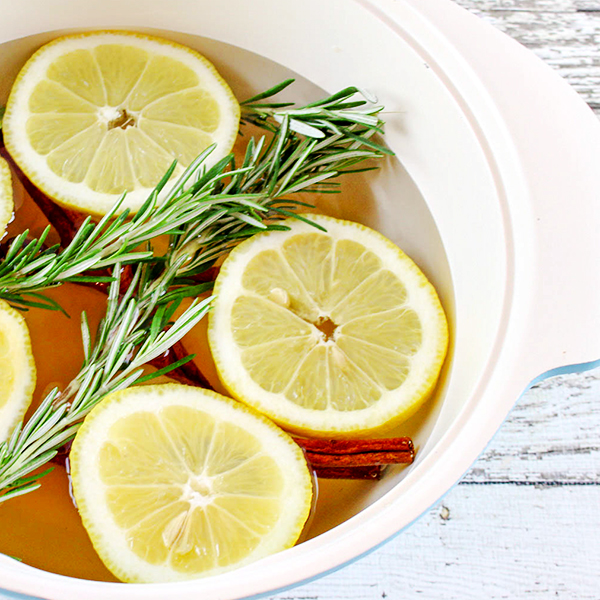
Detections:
[0, 157, 13, 240]
[70, 384, 313, 583]
[0, 299, 37, 442]
[208, 214, 448, 437]
[3, 31, 240, 216]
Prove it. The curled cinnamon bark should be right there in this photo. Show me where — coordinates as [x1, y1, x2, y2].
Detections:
[312, 465, 383, 480]
[148, 341, 211, 389]
[294, 437, 414, 477]
[294, 437, 414, 464]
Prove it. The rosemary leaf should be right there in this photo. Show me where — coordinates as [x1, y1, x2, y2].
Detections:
[0, 80, 392, 501]
[0, 482, 43, 505]
[134, 354, 197, 385]
[240, 79, 295, 105]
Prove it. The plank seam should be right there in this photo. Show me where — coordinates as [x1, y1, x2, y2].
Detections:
[478, 9, 576, 13]
[459, 480, 599, 487]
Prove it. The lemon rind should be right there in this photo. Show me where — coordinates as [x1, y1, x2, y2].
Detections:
[0, 157, 13, 241]
[0, 299, 37, 442]
[70, 383, 313, 583]
[3, 31, 240, 217]
[208, 214, 449, 438]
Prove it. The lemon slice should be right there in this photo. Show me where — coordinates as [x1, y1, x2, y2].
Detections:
[208, 214, 448, 437]
[0, 157, 13, 240]
[0, 299, 36, 442]
[3, 31, 240, 216]
[70, 384, 313, 583]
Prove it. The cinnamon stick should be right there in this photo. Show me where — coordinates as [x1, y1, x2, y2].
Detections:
[50, 414, 414, 481]
[187, 266, 220, 283]
[148, 341, 211, 389]
[294, 437, 414, 466]
[293, 437, 414, 479]
[312, 465, 383, 480]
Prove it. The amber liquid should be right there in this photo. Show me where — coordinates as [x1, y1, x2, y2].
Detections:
[0, 192, 119, 580]
[0, 134, 258, 583]
[0, 134, 394, 582]
[0, 192, 216, 581]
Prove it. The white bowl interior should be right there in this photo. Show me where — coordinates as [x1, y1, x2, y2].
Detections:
[0, 3, 513, 597]
[0, 27, 458, 536]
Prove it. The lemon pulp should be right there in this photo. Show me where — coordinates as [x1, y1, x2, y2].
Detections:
[0, 299, 37, 441]
[70, 384, 313, 583]
[3, 31, 240, 215]
[209, 214, 448, 437]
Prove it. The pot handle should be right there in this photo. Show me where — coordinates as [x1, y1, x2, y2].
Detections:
[410, 0, 600, 380]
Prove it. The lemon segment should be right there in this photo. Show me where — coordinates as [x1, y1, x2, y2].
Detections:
[70, 384, 313, 583]
[208, 214, 448, 437]
[3, 31, 240, 216]
[0, 299, 37, 441]
[0, 157, 13, 240]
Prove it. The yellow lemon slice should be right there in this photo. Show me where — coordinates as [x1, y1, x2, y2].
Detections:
[0, 299, 36, 442]
[3, 31, 240, 216]
[208, 214, 448, 437]
[70, 384, 313, 583]
[0, 157, 13, 240]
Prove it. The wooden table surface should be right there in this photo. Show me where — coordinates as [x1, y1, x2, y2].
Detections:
[269, 2, 600, 598]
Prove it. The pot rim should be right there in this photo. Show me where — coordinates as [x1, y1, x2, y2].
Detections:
[2, 0, 600, 598]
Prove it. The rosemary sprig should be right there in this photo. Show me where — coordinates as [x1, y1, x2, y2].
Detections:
[241, 79, 386, 144]
[0, 159, 204, 310]
[0, 263, 212, 503]
[0, 81, 392, 501]
[168, 81, 392, 279]
[0, 81, 390, 309]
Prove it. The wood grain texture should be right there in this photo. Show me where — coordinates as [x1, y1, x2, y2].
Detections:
[268, 486, 600, 600]
[454, 0, 600, 114]
[269, 2, 600, 599]
[269, 374, 600, 600]
[463, 372, 600, 484]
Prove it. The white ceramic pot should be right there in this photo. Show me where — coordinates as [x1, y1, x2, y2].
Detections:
[1, 0, 599, 598]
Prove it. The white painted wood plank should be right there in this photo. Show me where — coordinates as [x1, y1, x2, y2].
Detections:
[270, 369, 600, 599]
[453, 0, 600, 12]
[454, 0, 600, 113]
[463, 370, 600, 483]
[268, 2, 600, 598]
[268, 485, 600, 600]
[454, 1, 576, 13]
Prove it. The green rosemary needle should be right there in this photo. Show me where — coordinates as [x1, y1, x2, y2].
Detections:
[169, 81, 392, 280]
[0, 81, 392, 501]
[0, 262, 212, 503]
[0, 81, 390, 310]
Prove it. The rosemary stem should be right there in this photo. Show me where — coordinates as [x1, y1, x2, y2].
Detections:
[0, 81, 392, 501]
